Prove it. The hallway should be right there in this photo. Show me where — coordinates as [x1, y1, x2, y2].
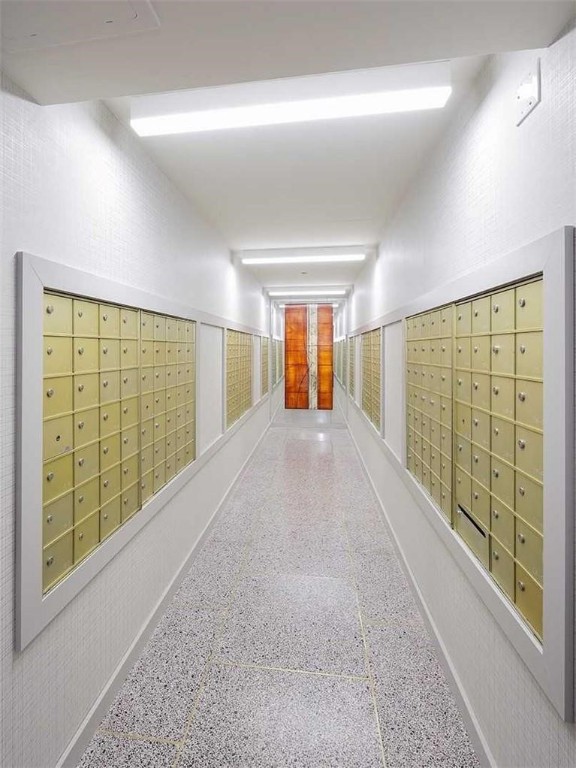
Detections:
[79, 409, 478, 767]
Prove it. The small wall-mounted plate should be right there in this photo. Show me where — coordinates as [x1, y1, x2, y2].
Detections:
[516, 59, 541, 126]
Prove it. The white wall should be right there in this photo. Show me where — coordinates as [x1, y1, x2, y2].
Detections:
[347, 27, 576, 767]
[0, 75, 269, 768]
[198, 324, 224, 453]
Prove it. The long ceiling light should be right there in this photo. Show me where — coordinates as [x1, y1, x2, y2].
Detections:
[269, 289, 346, 297]
[242, 253, 365, 265]
[131, 86, 452, 137]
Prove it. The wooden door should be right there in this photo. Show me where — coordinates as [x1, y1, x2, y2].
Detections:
[284, 305, 333, 410]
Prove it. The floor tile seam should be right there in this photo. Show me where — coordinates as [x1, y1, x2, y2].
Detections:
[236, 566, 356, 587]
[95, 728, 181, 747]
[362, 617, 425, 629]
[171, 511, 264, 768]
[338, 512, 389, 768]
[213, 658, 371, 683]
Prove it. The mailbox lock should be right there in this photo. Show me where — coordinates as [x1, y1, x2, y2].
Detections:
[492, 509, 499, 519]
[123, 438, 129, 444]
[518, 392, 526, 402]
[473, 492, 479, 500]
[123, 316, 127, 324]
[103, 380, 109, 388]
[78, 347, 84, 355]
[493, 469, 500, 478]
[457, 313, 462, 321]
[493, 304, 499, 313]
[46, 305, 54, 315]
[123, 498, 128, 505]
[474, 310, 478, 317]
[518, 439, 526, 450]
[458, 444, 463, 452]
[123, 347, 128, 353]
[46, 472, 54, 482]
[78, 495, 84, 503]
[103, 480, 109, 488]
[78, 421, 84, 429]
[102, 314, 108, 321]
[123, 377, 128, 384]
[103, 447, 109, 455]
[78, 532, 84, 541]
[123, 407, 128, 414]
[47, 389, 55, 398]
[46, 556, 54, 567]
[492, 345, 500, 354]
[78, 384, 84, 392]
[46, 515, 53, 524]
[518, 580, 526, 592]
[123, 468, 128, 475]
[78, 458, 85, 467]
[493, 551, 499, 561]
[78, 310, 83, 318]
[518, 533, 526, 544]
[46, 346, 53, 356]
[473, 382, 478, 390]
[518, 298, 526, 308]
[458, 378, 462, 385]
[103, 513, 109, 520]
[492, 386, 499, 395]
[473, 455, 479, 463]
[473, 419, 479, 427]
[493, 427, 499, 436]
[103, 413, 109, 421]
[519, 486, 526, 497]
[103, 347, 108, 354]
[520, 345, 526, 354]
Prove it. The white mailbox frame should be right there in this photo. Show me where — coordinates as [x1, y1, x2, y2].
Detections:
[16, 252, 267, 650]
[349, 228, 574, 720]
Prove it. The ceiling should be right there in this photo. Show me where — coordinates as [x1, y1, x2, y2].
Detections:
[105, 56, 485, 253]
[2, 1, 573, 105]
[2, 0, 574, 286]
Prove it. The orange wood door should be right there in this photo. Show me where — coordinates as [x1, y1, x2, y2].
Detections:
[284, 305, 333, 410]
[317, 305, 333, 410]
[285, 306, 309, 409]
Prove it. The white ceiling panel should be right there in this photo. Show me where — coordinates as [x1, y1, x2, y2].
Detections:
[1, 1, 573, 104]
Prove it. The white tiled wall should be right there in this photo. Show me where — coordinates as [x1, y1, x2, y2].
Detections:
[349, 27, 576, 766]
[0, 76, 268, 767]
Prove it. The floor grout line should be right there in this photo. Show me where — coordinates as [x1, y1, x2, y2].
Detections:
[339, 514, 389, 768]
[170, 500, 267, 768]
[213, 658, 370, 682]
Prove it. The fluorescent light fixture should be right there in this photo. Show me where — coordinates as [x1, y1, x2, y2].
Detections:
[132, 86, 452, 136]
[242, 253, 365, 265]
[269, 289, 346, 297]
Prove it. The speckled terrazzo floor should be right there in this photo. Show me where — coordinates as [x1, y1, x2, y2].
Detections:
[78, 408, 480, 768]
